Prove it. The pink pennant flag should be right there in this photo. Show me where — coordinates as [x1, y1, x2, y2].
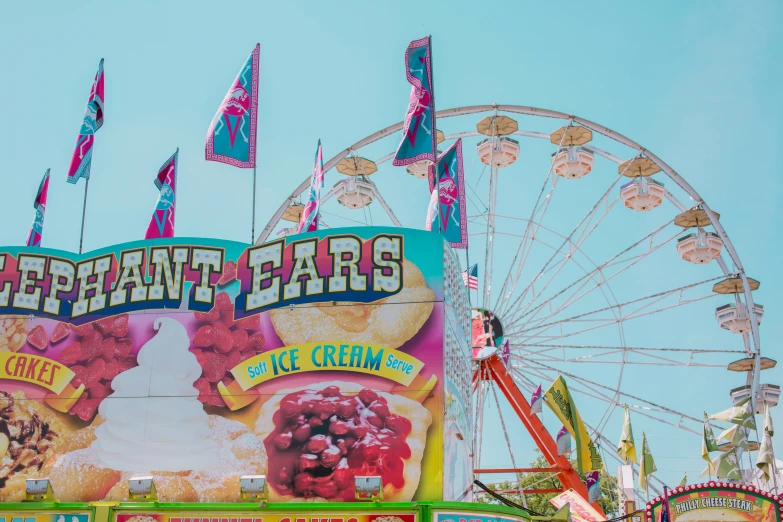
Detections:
[426, 139, 468, 248]
[296, 141, 324, 234]
[26, 169, 51, 247]
[205, 45, 260, 168]
[501, 339, 511, 366]
[145, 150, 178, 239]
[393, 37, 436, 167]
[530, 383, 543, 414]
[67, 60, 104, 184]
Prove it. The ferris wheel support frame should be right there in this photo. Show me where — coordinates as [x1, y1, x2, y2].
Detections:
[474, 352, 605, 516]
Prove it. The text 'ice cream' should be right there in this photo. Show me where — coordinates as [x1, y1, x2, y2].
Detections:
[92, 317, 220, 471]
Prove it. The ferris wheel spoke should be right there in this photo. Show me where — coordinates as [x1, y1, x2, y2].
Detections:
[512, 365, 699, 438]
[517, 343, 739, 368]
[465, 155, 490, 216]
[499, 171, 629, 321]
[528, 343, 745, 356]
[509, 363, 695, 494]
[485, 379, 530, 506]
[500, 153, 651, 319]
[514, 358, 687, 427]
[509, 212, 667, 331]
[505, 220, 679, 331]
[509, 276, 724, 344]
[491, 122, 578, 314]
[473, 215, 622, 325]
[510, 363, 618, 427]
[512, 293, 717, 345]
[515, 358, 714, 429]
[514, 373, 701, 451]
[493, 188, 557, 313]
[319, 209, 372, 226]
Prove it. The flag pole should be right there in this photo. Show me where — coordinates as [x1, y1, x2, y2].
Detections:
[662, 485, 671, 522]
[465, 249, 471, 308]
[429, 35, 440, 237]
[78, 179, 90, 254]
[250, 43, 260, 245]
[251, 166, 257, 244]
[428, 34, 437, 183]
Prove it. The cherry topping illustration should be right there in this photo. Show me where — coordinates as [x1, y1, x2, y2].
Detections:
[59, 314, 137, 421]
[264, 386, 412, 501]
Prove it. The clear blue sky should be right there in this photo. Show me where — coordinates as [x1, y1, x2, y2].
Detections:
[1, 0, 781, 498]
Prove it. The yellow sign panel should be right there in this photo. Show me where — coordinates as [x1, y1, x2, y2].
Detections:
[647, 485, 780, 522]
[0, 352, 75, 394]
[232, 343, 424, 389]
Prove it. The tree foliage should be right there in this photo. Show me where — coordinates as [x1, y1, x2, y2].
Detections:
[475, 451, 619, 518]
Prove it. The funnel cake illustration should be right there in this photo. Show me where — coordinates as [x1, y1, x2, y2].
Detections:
[44, 318, 266, 502]
[269, 260, 434, 350]
[0, 316, 27, 353]
[0, 390, 70, 501]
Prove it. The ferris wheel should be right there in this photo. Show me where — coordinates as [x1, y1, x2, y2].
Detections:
[257, 105, 766, 504]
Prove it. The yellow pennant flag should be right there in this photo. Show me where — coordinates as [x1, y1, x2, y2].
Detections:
[544, 375, 603, 473]
[639, 432, 657, 490]
[617, 405, 638, 464]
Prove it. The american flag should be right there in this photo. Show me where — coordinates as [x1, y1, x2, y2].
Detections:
[462, 264, 478, 290]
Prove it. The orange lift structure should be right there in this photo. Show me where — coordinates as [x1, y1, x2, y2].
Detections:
[473, 353, 606, 517]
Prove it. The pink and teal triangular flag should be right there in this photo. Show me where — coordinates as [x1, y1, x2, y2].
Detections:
[145, 150, 178, 239]
[67, 59, 104, 184]
[393, 36, 436, 167]
[206, 44, 260, 168]
[26, 169, 50, 247]
[296, 141, 324, 234]
[586, 471, 602, 503]
[501, 339, 510, 366]
[428, 139, 468, 248]
[556, 425, 571, 455]
[530, 384, 543, 414]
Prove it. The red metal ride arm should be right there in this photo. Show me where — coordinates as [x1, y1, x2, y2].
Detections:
[474, 353, 605, 517]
